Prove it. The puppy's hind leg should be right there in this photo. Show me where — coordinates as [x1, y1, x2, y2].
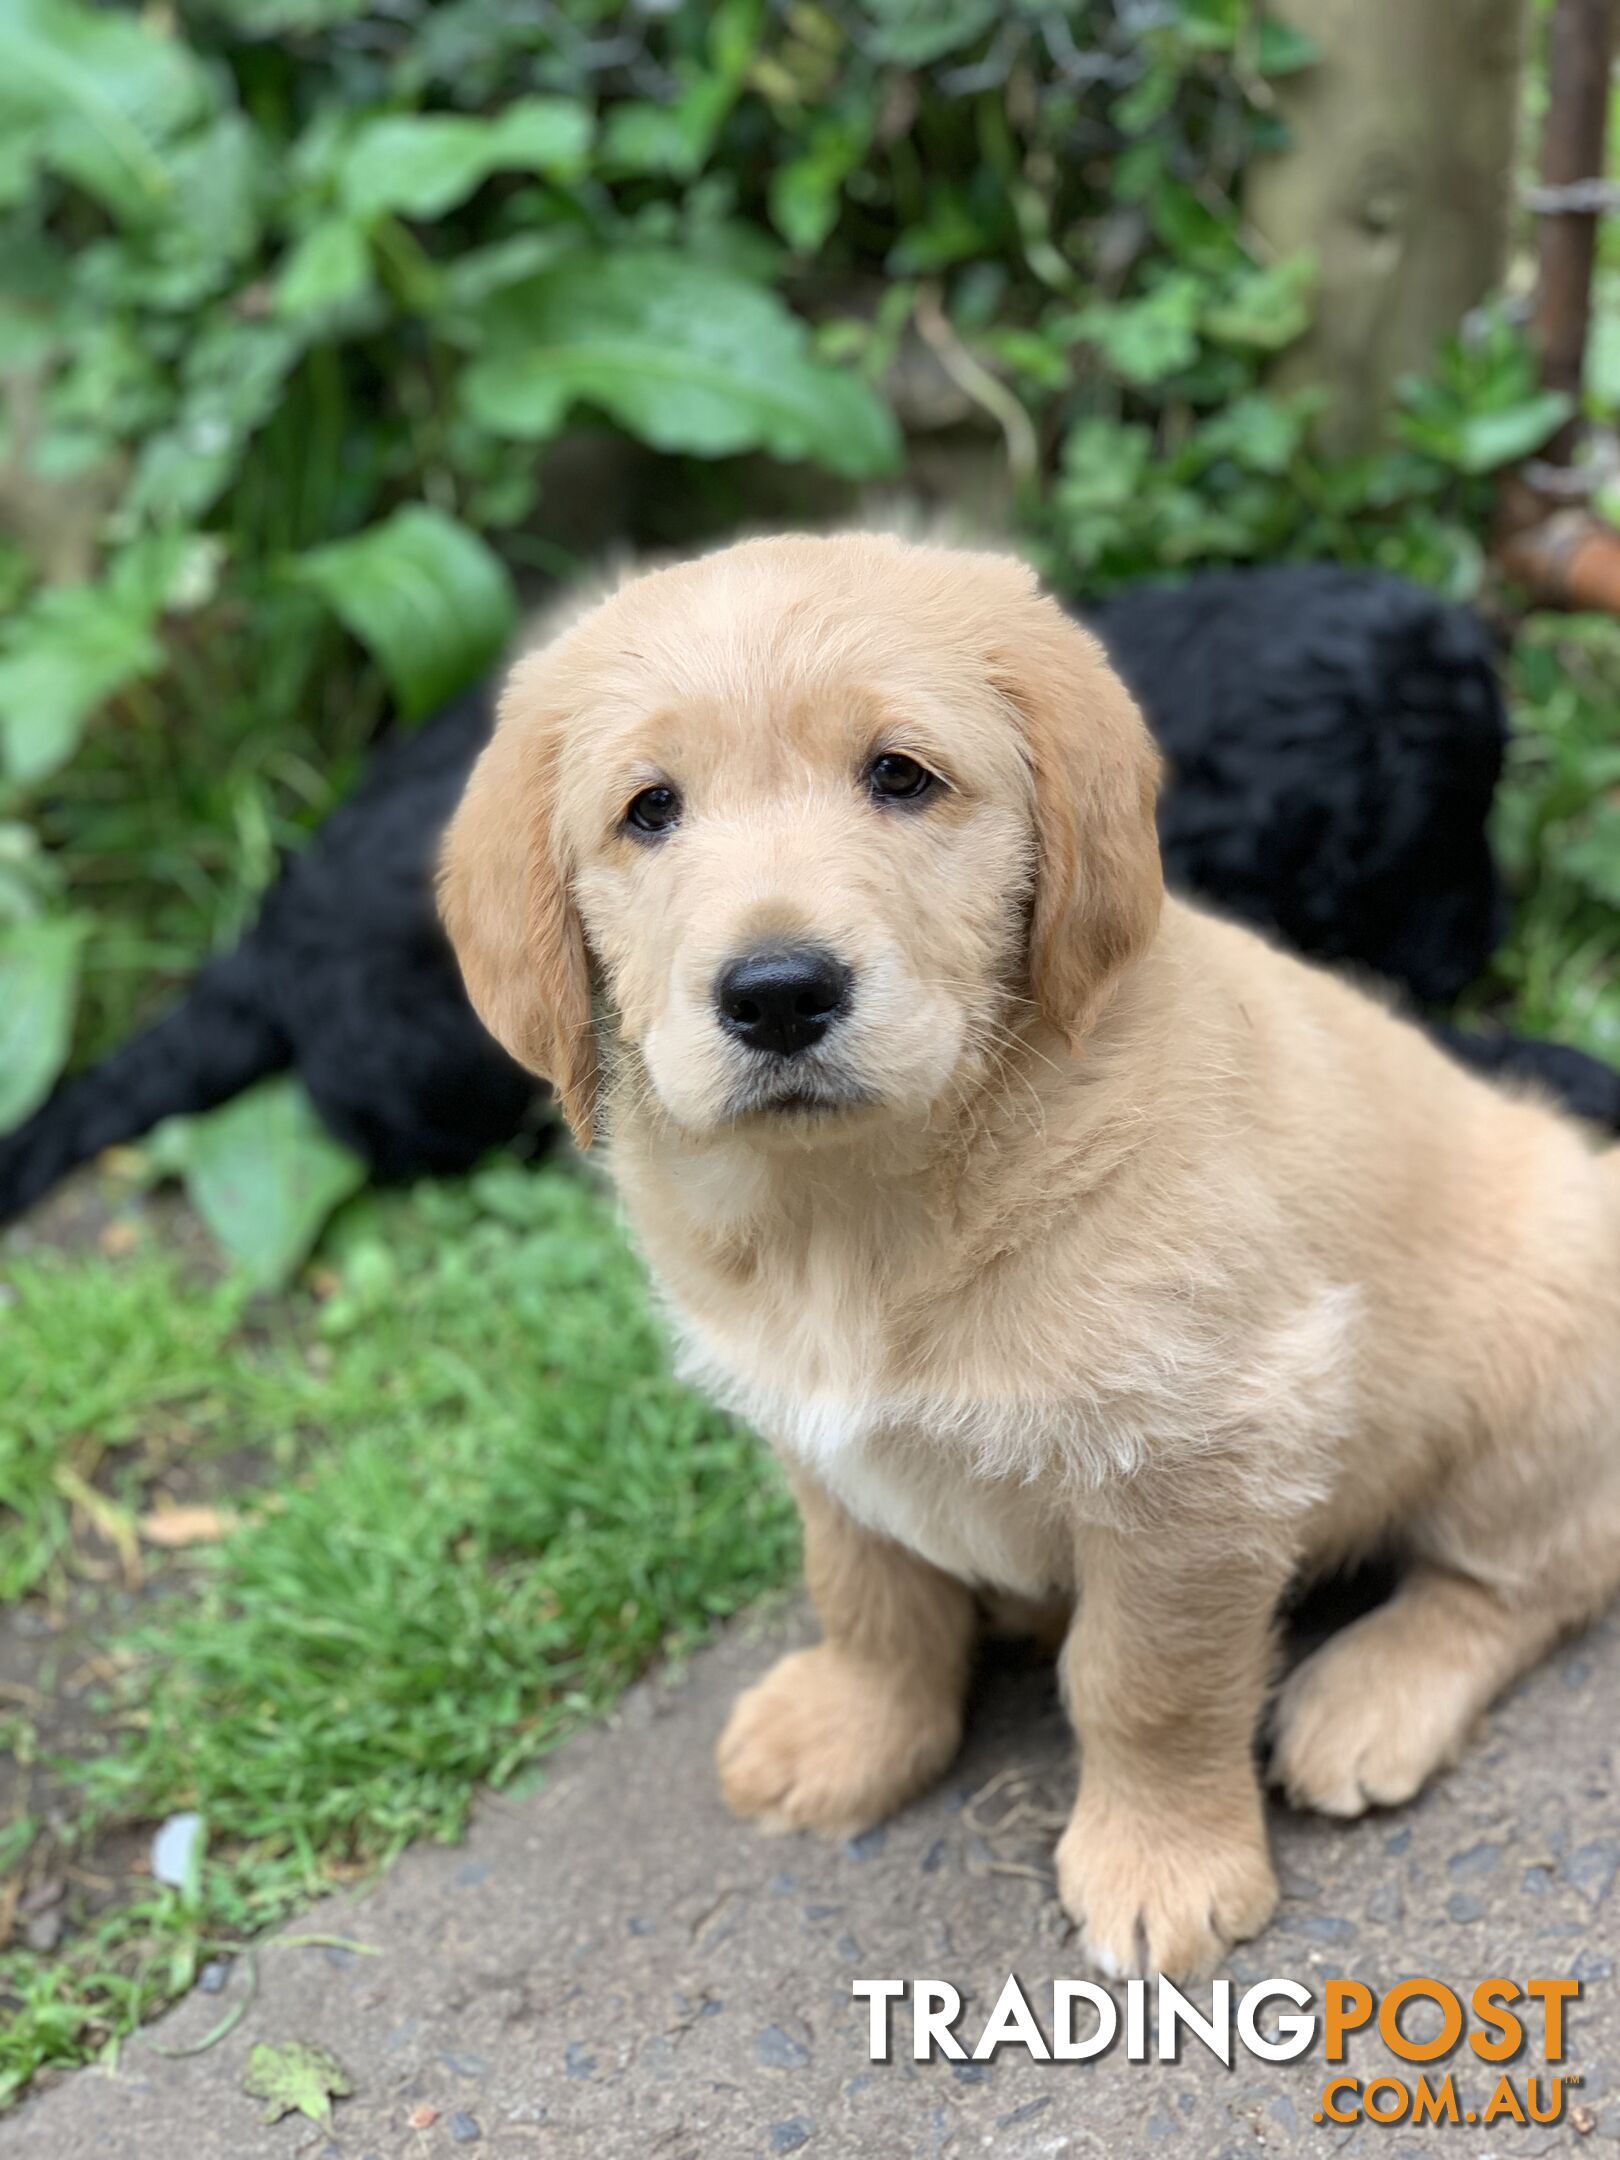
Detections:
[716, 1472, 975, 1837]
[1270, 1547, 1619, 1818]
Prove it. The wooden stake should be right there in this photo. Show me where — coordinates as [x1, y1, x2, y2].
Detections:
[1532, 0, 1617, 462]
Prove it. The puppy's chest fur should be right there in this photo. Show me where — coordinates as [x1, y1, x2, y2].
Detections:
[669, 1293, 1078, 1596]
[632, 1153, 1352, 1598]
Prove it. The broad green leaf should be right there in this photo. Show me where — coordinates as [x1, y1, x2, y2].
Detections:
[1177, 0, 1243, 48]
[462, 249, 901, 478]
[275, 216, 374, 316]
[1449, 393, 1574, 476]
[0, 0, 212, 216]
[0, 915, 83, 1129]
[158, 1078, 366, 1290]
[292, 506, 516, 719]
[0, 586, 163, 785]
[1589, 276, 1620, 413]
[108, 531, 224, 618]
[1255, 17, 1320, 73]
[242, 2039, 353, 2127]
[155, 111, 265, 279]
[339, 98, 591, 222]
[600, 100, 711, 179]
[1178, 0, 1245, 45]
[0, 818, 63, 926]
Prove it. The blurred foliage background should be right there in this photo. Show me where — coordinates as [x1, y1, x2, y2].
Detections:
[3, 0, 1615, 1112]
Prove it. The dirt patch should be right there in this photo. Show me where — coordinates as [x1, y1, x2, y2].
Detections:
[1, 1163, 274, 1966]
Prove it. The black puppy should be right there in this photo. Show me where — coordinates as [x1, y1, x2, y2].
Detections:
[1098, 563, 1507, 1003]
[1, 689, 537, 1214]
[3, 563, 1614, 1225]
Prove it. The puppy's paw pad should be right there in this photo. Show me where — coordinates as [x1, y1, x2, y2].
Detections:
[1056, 1792, 1276, 1982]
[716, 1645, 960, 1838]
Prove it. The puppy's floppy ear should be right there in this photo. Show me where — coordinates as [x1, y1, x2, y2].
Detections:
[992, 597, 1163, 1050]
[438, 661, 599, 1144]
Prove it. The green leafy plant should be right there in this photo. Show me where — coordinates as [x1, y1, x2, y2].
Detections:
[0, 0, 1597, 1266]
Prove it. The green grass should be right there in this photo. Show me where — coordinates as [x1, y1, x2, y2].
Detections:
[0, 1252, 245, 1603]
[0, 1163, 794, 2104]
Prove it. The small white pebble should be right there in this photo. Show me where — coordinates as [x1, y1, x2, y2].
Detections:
[151, 1811, 206, 1888]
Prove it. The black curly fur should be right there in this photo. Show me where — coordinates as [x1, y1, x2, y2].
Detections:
[1428, 1026, 1620, 1131]
[1091, 563, 1508, 1005]
[3, 563, 1613, 1225]
[0, 690, 537, 1222]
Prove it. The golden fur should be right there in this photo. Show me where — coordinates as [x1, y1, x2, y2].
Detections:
[440, 532, 1620, 1979]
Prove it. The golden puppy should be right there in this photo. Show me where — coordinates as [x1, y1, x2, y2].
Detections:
[439, 532, 1620, 1979]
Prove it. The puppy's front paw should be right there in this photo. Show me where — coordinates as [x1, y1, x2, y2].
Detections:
[716, 1645, 962, 1837]
[1056, 1785, 1277, 1981]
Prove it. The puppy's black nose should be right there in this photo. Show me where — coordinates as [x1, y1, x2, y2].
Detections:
[715, 946, 851, 1058]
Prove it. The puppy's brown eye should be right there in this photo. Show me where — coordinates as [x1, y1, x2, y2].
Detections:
[866, 753, 938, 805]
[625, 784, 681, 837]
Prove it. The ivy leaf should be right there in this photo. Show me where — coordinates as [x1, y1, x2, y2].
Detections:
[292, 505, 516, 718]
[1198, 393, 1309, 476]
[338, 98, 591, 222]
[155, 1078, 366, 1289]
[241, 2039, 354, 2127]
[1058, 418, 1153, 513]
[1068, 275, 1203, 386]
[1202, 254, 1316, 353]
[462, 249, 900, 478]
[0, 915, 84, 1130]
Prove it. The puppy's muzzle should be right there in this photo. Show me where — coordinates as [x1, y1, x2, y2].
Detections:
[714, 945, 852, 1058]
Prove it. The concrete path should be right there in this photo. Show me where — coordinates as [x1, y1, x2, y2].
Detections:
[5, 1599, 1619, 2159]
